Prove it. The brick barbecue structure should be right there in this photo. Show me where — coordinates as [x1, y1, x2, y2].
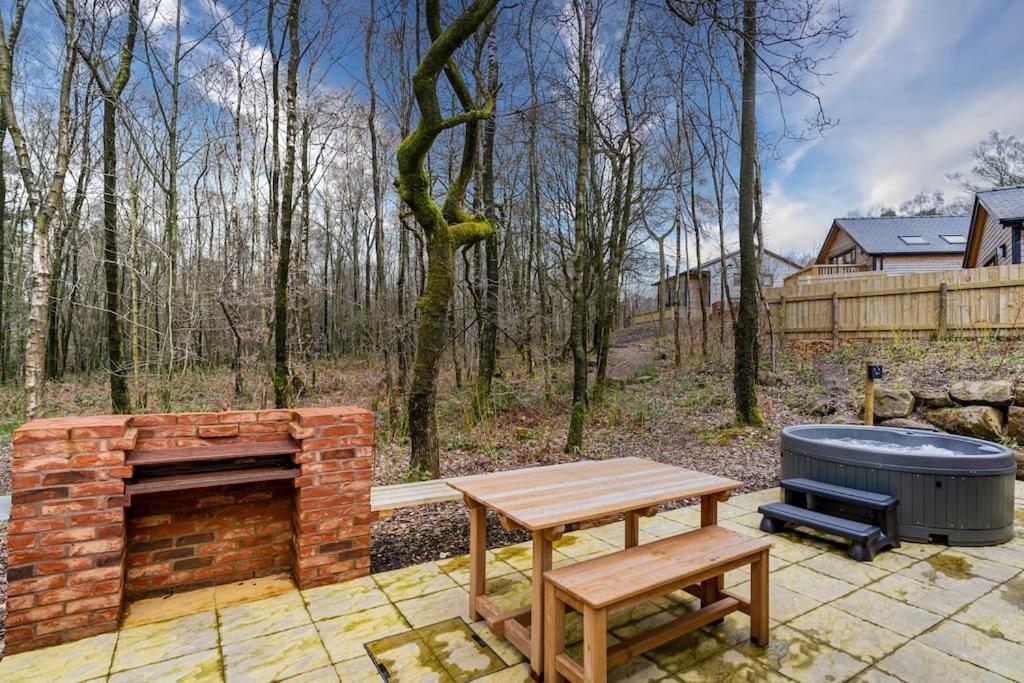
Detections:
[5, 406, 375, 654]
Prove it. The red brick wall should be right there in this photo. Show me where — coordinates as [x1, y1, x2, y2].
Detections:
[5, 406, 375, 654]
[6, 416, 134, 653]
[125, 481, 294, 600]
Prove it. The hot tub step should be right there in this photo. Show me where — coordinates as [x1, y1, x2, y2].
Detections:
[781, 478, 897, 509]
[758, 502, 896, 561]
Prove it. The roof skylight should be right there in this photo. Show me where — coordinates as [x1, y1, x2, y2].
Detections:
[899, 235, 929, 245]
[941, 234, 966, 244]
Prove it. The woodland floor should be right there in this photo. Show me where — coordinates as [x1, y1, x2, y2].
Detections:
[2, 331, 1024, 640]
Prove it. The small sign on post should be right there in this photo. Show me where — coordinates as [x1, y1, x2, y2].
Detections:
[865, 363, 883, 426]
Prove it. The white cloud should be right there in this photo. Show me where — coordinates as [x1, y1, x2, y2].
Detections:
[763, 0, 1024, 252]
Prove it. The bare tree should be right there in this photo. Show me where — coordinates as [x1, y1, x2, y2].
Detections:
[398, 0, 499, 477]
[0, 0, 76, 417]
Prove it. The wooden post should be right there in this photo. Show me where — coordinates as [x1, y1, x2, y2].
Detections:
[831, 291, 839, 349]
[467, 498, 487, 622]
[779, 293, 787, 348]
[625, 510, 640, 549]
[582, 606, 608, 683]
[937, 281, 948, 340]
[750, 549, 770, 646]
[530, 529, 554, 677]
[544, 582, 565, 683]
[865, 364, 875, 426]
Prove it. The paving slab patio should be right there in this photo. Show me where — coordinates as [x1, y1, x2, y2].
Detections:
[2, 481, 1023, 682]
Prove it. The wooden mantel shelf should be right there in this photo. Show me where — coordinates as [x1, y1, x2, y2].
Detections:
[125, 439, 300, 466]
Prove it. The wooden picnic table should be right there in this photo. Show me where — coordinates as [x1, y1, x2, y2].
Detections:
[447, 457, 742, 677]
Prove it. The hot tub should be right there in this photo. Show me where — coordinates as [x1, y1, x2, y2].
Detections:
[781, 424, 1016, 545]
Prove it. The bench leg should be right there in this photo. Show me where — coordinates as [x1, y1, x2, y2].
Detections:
[582, 606, 607, 683]
[468, 502, 487, 622]
[544, 583, 565, 683]
[750, 549, 770, 646]
[625, 511, 639, 549]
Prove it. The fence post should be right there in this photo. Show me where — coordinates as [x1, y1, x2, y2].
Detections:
[937, 281, 948, 340]
[779, 294, 787, 348]
[831, 291, 839, 349]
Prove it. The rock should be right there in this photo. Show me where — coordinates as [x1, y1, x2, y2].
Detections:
[1014, 449, 1024, 480]
[911, 388, 952, 409]
[1008, 406, 1024, 442]
[810, 398, 836, 416]
[872, 387, 915, 420]
[925, 406, 1006, 440]
[879, 417, 941, 432]
[828, 414, 861, 425]
[948, 380, 1013, 407]
[757, 370, 780, 387]
[1015, 383, 1024, 406]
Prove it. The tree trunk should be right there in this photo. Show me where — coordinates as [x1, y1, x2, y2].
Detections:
[474, 26, 499, 417]
[101, 98, 130, 412]
[565, 0, 592, 453]
[399, 0, 498, 478]
[272, 0, 301, 408]
[734, 0, 762, 425]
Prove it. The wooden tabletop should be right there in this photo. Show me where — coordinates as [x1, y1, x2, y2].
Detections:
[447, 457, 742, 531]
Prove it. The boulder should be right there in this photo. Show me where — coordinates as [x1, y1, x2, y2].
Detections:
[872, 387, 915, 420]
[1014, 449, 1024, 480]
[925, 406, 1005, 440]
[948, 380, 1013, 407]
[828, 414, 861, 425]
[810, 398, 836, 416]
[1015, 383, 1024, 406]
[1008, 406, 1024, 442]
[911, 388, 952, 409]
[879, 417, 941, 432]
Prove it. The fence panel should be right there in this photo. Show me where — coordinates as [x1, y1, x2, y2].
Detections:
[764, 263, 1024, 341]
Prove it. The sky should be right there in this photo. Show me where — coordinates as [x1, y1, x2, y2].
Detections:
[761, 0, 1024, 256]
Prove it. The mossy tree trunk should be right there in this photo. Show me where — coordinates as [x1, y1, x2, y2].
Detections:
[398, 0, 499, 478]
[474, 23, 499, 419]
[734, 0, 763, 425]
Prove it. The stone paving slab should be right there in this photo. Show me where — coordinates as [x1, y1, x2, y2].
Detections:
[2, 484, 1023, 682]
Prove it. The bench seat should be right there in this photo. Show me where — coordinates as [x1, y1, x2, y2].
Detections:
[544, 525, 771, 683]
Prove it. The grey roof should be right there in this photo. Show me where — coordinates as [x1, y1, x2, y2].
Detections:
[833, 215, 971, 255]
[976, 185, 1024, 222]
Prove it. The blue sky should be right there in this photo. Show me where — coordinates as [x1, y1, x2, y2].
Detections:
[762, 0, 1024, 255]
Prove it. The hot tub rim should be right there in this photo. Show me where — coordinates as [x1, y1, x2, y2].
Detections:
[782, 424, 1016, 476]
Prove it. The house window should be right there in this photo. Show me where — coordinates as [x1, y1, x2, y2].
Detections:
[899, 235, 929, 245]
[829, 249, 856, 265]
[940, 234, 966, 244]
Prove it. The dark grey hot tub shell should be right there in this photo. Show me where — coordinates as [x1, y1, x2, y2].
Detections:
[780, 425, 1016, 546]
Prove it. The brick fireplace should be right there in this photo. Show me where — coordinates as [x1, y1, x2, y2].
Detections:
[5, 406, 375, 654]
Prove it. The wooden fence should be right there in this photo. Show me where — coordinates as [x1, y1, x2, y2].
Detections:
[764, 263, 1024, 342]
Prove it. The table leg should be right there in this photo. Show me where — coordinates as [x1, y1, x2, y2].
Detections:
[468, 501, 487, 622]
[530, 529, 553, 677]
[699, 493, 723, 607]
[625, 510, 640, 548]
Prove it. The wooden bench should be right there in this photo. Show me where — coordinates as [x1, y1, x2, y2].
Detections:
[370, 479, 462, 517]
[543, 525, 771, 683]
